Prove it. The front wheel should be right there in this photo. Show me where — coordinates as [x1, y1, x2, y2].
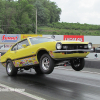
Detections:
[70, 58, 85, 71]
[39, 54, 55, 74]
[6, 60, 18, 76]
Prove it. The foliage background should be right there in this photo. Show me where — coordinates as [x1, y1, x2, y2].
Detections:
[0, 0, 100, 36]
[0, 0, 61, 34]
[38, 22, 100, 36]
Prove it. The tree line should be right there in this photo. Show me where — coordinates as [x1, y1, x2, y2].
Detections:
[48, 22, 100, 30]
[0, 0, 61, 34]
[38, 22, 100, 36]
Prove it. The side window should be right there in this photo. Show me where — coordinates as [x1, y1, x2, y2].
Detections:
[18, 39, 29, 50]
[11, 44, 17, 51]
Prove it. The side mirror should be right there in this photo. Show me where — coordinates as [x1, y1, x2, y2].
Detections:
[22, 44, 27, 48]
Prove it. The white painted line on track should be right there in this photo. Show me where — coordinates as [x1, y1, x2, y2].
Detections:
[58, 87, 73, 93]
[0, 83, 45, 100]
[81, 70, 100, 75]
[56, 67, 100, 75]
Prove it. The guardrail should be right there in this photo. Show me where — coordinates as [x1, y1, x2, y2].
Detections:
[85, 59, 100, 69]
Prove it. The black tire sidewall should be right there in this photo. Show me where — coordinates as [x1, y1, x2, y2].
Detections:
[6, 60, 18, 76]
[71, 58, 85, 71]
[34, 65, 43, 74]
[39, 54, 54, 74]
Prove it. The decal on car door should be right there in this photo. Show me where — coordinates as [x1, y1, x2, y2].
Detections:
[13, 57, 39, 67]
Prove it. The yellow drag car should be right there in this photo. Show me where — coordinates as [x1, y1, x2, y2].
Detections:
[1, 37, 93, 76]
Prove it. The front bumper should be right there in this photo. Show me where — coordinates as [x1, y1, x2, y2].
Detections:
[53, 49, 94, 53]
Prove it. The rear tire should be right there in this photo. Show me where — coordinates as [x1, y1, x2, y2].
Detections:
[39, 54, 55, 74]
[34, 65, 43, 74]
[6, 60, 18, 76]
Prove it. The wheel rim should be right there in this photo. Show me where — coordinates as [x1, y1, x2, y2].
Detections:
[42, 57, 50, 71]
[7, 63, 12, 74]
[73, 58, 80, 67]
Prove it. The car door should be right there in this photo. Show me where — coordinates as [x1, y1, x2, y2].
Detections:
[10, 39, 35, 67]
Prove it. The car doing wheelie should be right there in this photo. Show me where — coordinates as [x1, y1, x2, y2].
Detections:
[1, 37, 93, 76]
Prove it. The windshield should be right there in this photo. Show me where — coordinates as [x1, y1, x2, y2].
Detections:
[29, 37, 55, 45]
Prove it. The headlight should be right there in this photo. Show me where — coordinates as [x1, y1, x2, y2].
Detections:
[88, 43, 92, 49]
[56, 42, 62, 50]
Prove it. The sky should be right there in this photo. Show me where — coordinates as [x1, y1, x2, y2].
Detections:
[50, 0, 100, 25]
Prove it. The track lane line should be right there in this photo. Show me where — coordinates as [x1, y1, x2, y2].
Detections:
[0, 83, 45, 100]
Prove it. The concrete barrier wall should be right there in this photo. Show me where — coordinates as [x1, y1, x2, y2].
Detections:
[84, 36, 100, 44]
[85, 53, 100, 69]
[85, 60, 100, 69]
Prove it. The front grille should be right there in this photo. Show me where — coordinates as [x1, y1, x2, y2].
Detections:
[62, 44, 88, 50]
[62, 44, 88, 54]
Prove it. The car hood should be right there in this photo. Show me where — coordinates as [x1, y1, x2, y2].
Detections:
[55, 40, 89, 44]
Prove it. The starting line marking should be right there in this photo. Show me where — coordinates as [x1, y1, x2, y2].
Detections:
[0, 83, 45, 100]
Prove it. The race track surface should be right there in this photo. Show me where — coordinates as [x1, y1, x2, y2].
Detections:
[0, 63, 100, 100]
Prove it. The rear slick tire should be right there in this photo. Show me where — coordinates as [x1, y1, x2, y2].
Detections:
[34, 65, 43, 74]
[6, 60, 18, 76]
[39, 54, 55, 74]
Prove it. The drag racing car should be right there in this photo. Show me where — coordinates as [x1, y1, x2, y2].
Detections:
[1, 37, 93, 76]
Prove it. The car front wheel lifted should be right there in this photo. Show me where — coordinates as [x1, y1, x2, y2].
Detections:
[70, 58, 85, 71]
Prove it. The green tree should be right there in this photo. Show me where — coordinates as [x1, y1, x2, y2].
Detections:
[0, 0, 62, 34]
